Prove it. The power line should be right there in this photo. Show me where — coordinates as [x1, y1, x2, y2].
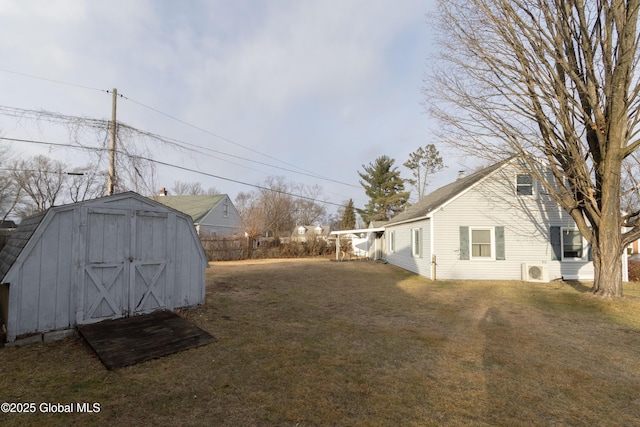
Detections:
[0, 104, 359, 189]
[0, 69, 106, 93]
[1, 70, 344, 187]
[0, 136, 348, 208]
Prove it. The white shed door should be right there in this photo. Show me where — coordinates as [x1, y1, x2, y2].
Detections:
[130, 211, 168, 315]
[81, 209, 129, 323]
[80, 209, 169, 324]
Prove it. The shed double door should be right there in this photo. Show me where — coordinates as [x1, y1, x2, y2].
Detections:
[79, 208, 169, 324]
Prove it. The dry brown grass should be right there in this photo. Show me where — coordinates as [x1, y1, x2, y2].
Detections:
[1, 258, 640, 426]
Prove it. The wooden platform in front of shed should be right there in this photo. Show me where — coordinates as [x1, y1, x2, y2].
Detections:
[77, 310, 215, 370]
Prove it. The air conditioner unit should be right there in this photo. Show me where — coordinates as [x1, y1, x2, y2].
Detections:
[522, 263, 549, 282]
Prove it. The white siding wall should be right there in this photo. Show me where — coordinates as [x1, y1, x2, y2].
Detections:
[385, 220, 432, 278]
[386, 162, 594, 281]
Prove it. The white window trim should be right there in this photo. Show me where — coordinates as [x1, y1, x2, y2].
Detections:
[561, 227, 589, 262]
[469, 226, 495, 261]
[516, 173, 534, 196]
[411, 228, 421, 258]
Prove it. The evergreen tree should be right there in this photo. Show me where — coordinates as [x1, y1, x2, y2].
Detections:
[339, 199, 356, 230]
[404, 144, 445, 201]
[357, 155, 410, 225]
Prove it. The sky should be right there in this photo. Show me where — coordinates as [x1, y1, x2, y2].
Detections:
[0, 0, 468, 217]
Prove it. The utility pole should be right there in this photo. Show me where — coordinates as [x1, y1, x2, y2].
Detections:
[107, 88, 117, 195]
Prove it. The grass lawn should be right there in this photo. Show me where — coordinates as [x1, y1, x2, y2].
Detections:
[1, 258, 640, 426]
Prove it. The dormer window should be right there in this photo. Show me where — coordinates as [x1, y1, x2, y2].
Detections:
[516, 174, 533, 195]
[298, 226, 306, 235]
[314, 226, 323, 235]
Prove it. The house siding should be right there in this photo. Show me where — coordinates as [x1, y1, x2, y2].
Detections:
[199, 196, 244, 236]
[386, 161, 594, 281]
[385, 220, 432, 278]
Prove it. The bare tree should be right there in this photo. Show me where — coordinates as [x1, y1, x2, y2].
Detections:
[292, 183, 327, 225]
[0, 145, 23, 220]
[427, 0, 640, 297]
[11, 155, 68, 212]
[171, 181, 220, 196]
[68, 166, 106, 203]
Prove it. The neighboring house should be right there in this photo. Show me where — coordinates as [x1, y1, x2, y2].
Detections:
[0, 192, 208, 343]
[155, 193, 244, 237]
[291, 225, 331, 243]
[383, 158, 628, 282]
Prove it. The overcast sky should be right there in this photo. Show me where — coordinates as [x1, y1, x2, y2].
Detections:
[0, 0, 466, 215]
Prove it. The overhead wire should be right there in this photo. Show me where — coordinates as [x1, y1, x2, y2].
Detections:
[0, 136, 347, 208]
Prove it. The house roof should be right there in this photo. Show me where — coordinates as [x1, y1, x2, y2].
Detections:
[154, 195, 226, 223]
[386, 159, 512, 226]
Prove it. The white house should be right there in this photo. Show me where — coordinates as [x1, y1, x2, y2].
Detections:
[155, 193, 244, 236]
[291, 225, 331, 243]
[383, 158, 628, 282]
[0, 192, 208, 343]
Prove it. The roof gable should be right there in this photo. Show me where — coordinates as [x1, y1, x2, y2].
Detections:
[386, 158, 512, 225]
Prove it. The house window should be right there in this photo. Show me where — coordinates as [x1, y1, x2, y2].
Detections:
[562, 228, 587, 261]
[389, 230, 395, 253]
[298, 226, 306, 235]
[315, 226, 323, 235]
[470, 227, 495, 260]
[223, 200, 229, 217]
[516, 174, 533, 195]
[412, 228, 421, 257]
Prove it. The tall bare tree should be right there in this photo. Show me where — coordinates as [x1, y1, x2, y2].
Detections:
[427, 0, 640, 297]
[68, 166, 106, 203]
[11, 155, 68, 212]
[0, 145, 22, 220]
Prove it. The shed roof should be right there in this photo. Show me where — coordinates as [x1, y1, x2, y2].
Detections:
[386, 158, 511, 226]
[0, 210, 47, 281]
[154, 195, 226, 223]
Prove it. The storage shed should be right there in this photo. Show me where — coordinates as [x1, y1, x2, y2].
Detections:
[0, 192, 208, 343]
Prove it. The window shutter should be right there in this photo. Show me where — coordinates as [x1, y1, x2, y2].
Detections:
[460, 226, 469, 260]
[587, 244, 592, 261]
[495, 226, 505, 260]
[419, 228, 424, 258]
[550, 227, 561, 260]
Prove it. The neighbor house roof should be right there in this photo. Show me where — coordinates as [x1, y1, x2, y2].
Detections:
[154, 195, 226, 223]
[386, 158, 512, 226]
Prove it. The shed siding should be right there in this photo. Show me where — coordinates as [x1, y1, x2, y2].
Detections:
[1, 192, 207, 342]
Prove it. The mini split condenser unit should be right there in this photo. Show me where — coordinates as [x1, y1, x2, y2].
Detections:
[522, 263, 549, 282]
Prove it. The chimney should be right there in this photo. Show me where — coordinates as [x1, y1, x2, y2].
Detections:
[159, 187, 167, 196]
[457, 171, 466, 180]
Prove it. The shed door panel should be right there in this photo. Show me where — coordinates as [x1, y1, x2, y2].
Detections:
[81, 210, 129, 323]
[130, 211, 168, 315]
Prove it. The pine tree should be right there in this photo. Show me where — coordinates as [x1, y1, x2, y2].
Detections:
[357, 155, 410, 225]
[404, 144, 445, 201]
[339, 199, 356, 230]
